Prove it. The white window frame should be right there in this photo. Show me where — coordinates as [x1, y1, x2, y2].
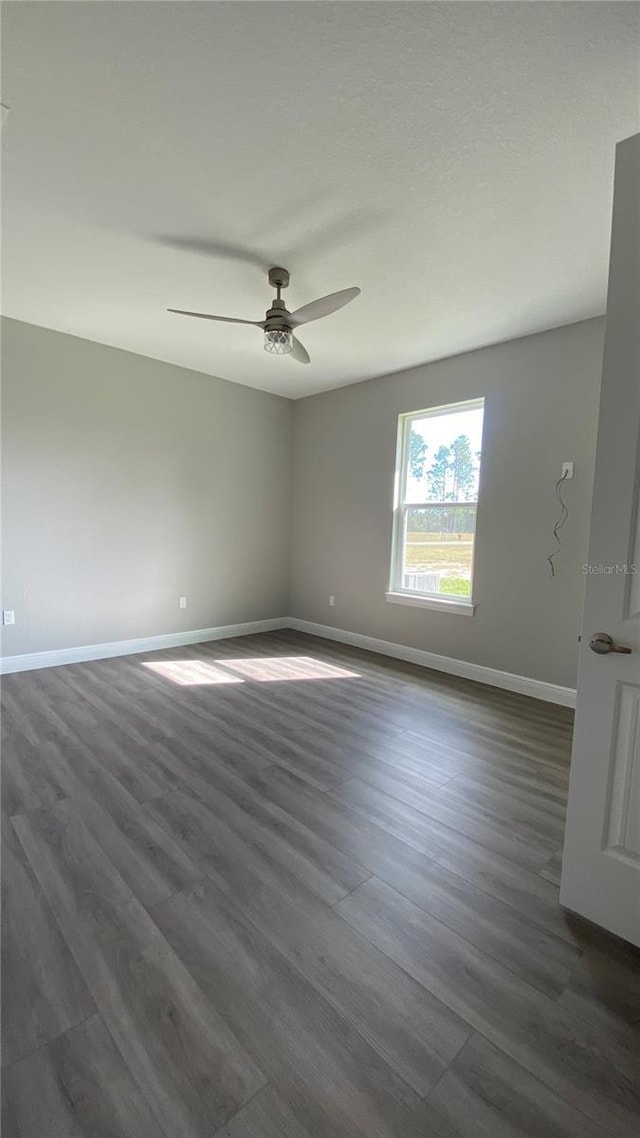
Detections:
[387, 398, 484, 616]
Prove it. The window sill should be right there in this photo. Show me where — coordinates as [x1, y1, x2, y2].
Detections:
[385, 591, 476, 617]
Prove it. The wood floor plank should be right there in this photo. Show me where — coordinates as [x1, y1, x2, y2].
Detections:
[6, 730, 203, 908]
[336, 876, 640, 1138]
[147, 785, 470, 1095]
[338, 755, 458, 797]
[0, 686, 42, 746]
[3, 673, 171, 803]
[335, 732, 463, 785]
[56, 737, 203, 907]
[1, 821, 95, 1068]
[322, 812, 578, 998]
[427, 1032, 611, 1138]
[401, 703, 574, 763]
[215, 1082, 464, 1138]
[362, 678, 573, 753]
[5, 670, 88, 747]
[12, 801, 265, 1138]
[2, 1015, 160, 1138]
[148, 714, 274, 784]
[345, 725, 570, 802]
[539, 848, 564, 885]
[1, 733, 69, 811]
[147, 750, 372, 906]
[435, 772, 566, 840]
[250, 766, 579, 947]
[1, 730, 49, 816]
[154, 874, 458, 1138]
[66, 722, 174, 802]
[559, 945, 640, 1054]
[399, 722, 572, 782]
[214, 1084, 317, 1138]
[332, 776, 553, 870]
[216, 769, 579, 999]
[71, 786, 203, 908]
[444, 767, 568, 820]
[347, 760, 566, 857]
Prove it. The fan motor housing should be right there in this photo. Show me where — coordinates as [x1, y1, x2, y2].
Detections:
[265, 297, 291, 330]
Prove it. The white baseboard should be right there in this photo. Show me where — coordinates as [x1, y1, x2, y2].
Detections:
[0, 614, 577, 706]
[0, 618, 288, 675]
[287, 617, 577, 708]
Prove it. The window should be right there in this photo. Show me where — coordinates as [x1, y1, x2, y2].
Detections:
[388, 398, 484, 612]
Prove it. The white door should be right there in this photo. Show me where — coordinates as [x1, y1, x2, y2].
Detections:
[560, 134, 640, 946]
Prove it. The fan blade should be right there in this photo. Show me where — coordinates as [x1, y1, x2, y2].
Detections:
[288, 286, 360, 327]
[290, 335, 311, 365]
[167, 308, 264, 327]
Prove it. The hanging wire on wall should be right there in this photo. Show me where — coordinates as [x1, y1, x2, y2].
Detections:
[546, 470, 570, 577]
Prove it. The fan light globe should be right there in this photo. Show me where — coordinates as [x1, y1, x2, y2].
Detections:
[264, 328, 293, 355]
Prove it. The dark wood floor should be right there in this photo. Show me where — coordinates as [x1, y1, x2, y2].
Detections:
[2, 629, 639, 1138]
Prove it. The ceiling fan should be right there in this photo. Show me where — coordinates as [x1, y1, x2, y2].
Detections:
[168, 267, 360, 364]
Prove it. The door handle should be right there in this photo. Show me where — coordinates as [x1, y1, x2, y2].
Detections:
[589, 632, 632, 655]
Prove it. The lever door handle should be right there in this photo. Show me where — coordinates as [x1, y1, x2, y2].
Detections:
[589, 632, 632, 655]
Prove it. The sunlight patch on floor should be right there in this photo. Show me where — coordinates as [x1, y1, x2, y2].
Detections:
[214, 656, 360, 682]
[142, 660, 245, 686]
[141, 655, 360, 685]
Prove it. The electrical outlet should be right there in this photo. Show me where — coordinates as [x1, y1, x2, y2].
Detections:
[3, 610, 15, 625]
[561, 461, 574, 479]
[329, 595, 335, 607]
[179, 596, 187, 609]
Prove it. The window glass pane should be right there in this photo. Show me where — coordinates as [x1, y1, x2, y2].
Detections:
[402, 506, 476, 598]
[405, 405, 484, 504]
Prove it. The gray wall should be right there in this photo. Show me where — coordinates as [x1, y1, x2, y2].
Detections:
[290, 319, 604, 689]
[2, 315, 604, 687]
[1, 318, 292, 656]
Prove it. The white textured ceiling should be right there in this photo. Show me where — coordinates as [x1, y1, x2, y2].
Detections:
[1, 2, 639, 398]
